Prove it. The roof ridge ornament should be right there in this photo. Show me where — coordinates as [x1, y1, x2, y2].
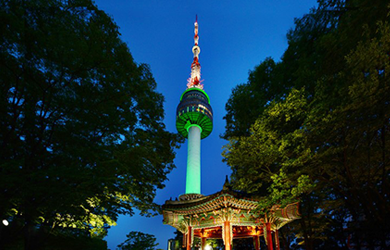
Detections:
[223, 175, 231, 191]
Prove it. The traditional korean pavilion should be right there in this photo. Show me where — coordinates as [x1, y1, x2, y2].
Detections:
[162, 17, 300, 250]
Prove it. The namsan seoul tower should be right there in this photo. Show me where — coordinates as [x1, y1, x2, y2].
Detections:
[176, 16, 213, 197]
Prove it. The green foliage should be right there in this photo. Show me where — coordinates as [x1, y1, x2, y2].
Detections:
[257, 170, 315, 213]
[117, 231, 159, 250]
[223, 1, 390, 249]
[0, 0, 181, 248]
[223, 88, 310, 196]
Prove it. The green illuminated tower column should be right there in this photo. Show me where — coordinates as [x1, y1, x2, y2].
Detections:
[176, 17, 213, 197]
[187, 125, 201, 193]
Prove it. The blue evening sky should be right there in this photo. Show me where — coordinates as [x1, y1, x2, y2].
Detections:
[93, 0, 318, 249]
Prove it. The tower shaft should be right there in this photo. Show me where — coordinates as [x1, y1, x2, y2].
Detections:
[186, 125, 201, 194]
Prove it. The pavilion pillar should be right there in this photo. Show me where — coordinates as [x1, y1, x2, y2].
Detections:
[182, 231, 187, 249]
[274, 229, 280, 250]
[223, 221, 232, 250]
[265, 223, 273, 250]
[253, 235, 260, 250]
[186, 226, 192, 250]
[201, 237, 207, 250]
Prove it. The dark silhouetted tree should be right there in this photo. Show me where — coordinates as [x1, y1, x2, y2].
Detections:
[0, 0, 181, 249]
[117, 231, 159, 250]
[223, 0, 390, 249]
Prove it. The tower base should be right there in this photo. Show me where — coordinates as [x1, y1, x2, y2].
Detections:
[179, 193, 205, 201]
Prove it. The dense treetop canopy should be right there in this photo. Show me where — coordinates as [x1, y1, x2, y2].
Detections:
[223, 0, 390, 249]
[0, 0, 181, 249]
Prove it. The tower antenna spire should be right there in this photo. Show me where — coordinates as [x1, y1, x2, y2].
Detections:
[187, 15, 203, 89]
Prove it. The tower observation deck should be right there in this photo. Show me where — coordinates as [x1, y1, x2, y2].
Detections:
[176, 17, 213, 195]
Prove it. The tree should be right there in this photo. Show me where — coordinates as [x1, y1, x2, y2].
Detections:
[305, 20, 390, 249]
[117, 231, 159, 250]
[223, 0, 390, 249]
[0, 0, 181, 249]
